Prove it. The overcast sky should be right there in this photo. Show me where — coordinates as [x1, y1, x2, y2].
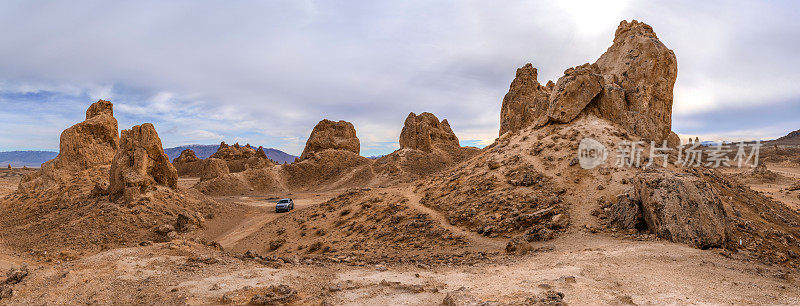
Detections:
[1, 0, 798, 156]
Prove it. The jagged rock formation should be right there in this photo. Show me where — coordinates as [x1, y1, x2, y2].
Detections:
[499, 20, 678, 142]
[547, 63, 603, 123]
[109, 123, 178, 203]
[375, 112, 479, 180]
[172, 149, 204, 176]
[208, 142, 273, 172]
[1, 101, 218, 259]
[399, 112, 460, 152]
[499, 64, 554, 136]
[200, 158, 229, 182]
[18, 99, 119, 192]
[300, 120, 360, 159]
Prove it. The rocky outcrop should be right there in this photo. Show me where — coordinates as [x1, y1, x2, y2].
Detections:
[208, 142, 273, 172]
[18, 100, 119, 192]
[172, 149, 203, 176]
[173, 149, 200, 164]
[300, 119, 360, 159]
[109, 123, 178, 203]
[499, 64, 553, 136]
[500, 20, 677, 142]
[632, 171, 729, 249]
[399, 112, 460, 152]
[200, 158, 230, 182]
[666, 131, 681, 148]
[547, 63, 603, 123]
[587, 20, 678, 141]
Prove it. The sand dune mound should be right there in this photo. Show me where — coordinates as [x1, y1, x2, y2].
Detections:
[375, 112, 479, 180]
[172, 149, 203, 176]
[0, 101, 217, 259]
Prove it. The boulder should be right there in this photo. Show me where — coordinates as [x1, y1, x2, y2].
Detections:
[633, 170, 729, 249]
[18, 99, 119, 192]
[200, 158, 230, 182]
[499, 64, 552, 136]
[300, 119, 360, 159]
[399, 112, 460, 152]
[109, 123, 178, 202]
[609, 191, 644, 230]
[546, 63, 604, 123]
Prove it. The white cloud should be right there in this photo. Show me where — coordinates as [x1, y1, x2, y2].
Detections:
[0, 1, 798, 153]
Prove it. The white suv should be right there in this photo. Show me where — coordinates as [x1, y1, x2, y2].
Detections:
[275, 198, 294, 213]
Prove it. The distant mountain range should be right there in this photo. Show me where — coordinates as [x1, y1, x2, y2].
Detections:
[163, 144, 298, 164]
[0, 151, 58, 167]
[1, 145, 298, 168]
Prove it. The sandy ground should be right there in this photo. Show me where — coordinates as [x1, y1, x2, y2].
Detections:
[1, 229, 797, 304]
[1, 166, 799, 304]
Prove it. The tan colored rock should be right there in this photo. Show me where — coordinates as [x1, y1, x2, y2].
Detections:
[18, 100, 119, 192]
[109, 123, 178, 202]
[300, 119, 360, 159]
[208, 141, 273, 172]
[589, 20, 678, 141]
[200, 158, 230, 182]
[666, 131, 681, 148]
[499, 64, 552, 136]
[256, 146, 268, 159]
[173, 149, 200, 164]
[499, 20, 677, 142]
[399, 112, 460, 152]
[546, 63, 603, 123]
[210, 142, 256, 160]
[172, 149, 203, 177]
[633, 170, 728, 249]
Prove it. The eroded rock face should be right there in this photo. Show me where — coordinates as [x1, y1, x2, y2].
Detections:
[399, 112, 460, 152]
[208, 142, 273, 172]
[18, 100, 119, 192]
[173, 149, 200, 164]
[200, 158, 230, 182]
[589, 20, 678, 141]
[633, 170, 729, 249]
[300, 119, 360, 159]
[109, 123, 178, 202]
[500, 20, 677, 142]
[172, 149, 204, 177]
[499, 64, 553, 136]
[547, 63, 603, 123]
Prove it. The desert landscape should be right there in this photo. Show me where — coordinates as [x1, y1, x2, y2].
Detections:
[1, 9, 800, 306]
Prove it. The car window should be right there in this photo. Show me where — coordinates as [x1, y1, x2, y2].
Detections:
[278, 199, 289, 203]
